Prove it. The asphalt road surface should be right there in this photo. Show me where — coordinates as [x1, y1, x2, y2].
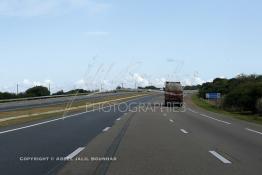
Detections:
[1, 93, 262, 175]
[0, 95, 154, 175]
[104, 95, 262, 175]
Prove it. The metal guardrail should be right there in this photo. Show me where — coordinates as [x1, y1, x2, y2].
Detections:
[0, 93, 90, 103]
[0, 90, 141, 104]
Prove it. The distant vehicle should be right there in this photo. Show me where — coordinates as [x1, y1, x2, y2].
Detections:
[164, 81, 183, 106]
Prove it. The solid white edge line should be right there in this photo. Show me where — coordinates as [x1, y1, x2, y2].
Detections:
[102, 127, 111, 132]
[246, 128, 262, 135]
[0, 109, 93, 135]
[0, 96, 147, 135]
[200, 114, 231, 125]
[180, 129, 188, 134]
[169, 119, 174, 123]
[65, 147, 85, 160]
[187, 108, 198, 114]
[209, 151, 231, 164]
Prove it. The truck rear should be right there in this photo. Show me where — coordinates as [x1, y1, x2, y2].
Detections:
[164, 81, 183, 106]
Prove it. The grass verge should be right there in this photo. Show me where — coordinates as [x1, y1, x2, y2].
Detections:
[191, 94, 262, 125]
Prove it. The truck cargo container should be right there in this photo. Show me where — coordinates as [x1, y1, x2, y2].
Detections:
[164, 81, 183, 106]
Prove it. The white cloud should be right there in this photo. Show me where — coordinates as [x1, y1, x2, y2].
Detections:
[0, 85, 12, 92]
[22, 79, 31, 85]
[182, 77, 206, 86]
[131, 73, 149, 87]
[73, 79, 117, 91]
[126, 73, 167, 88]
[0, 0, 111, 17]
[194, 77, 206, 84]
[153, 78, 166, 87]
[74, 79, 87, 89]
[207, 78, 213, 82]
[218, 75, 227, 79]
[17, 79, 52, 93]
[74, 79, 105, 90]
[22, 79, 52, 87]
[32, 81, 41, 86]
[44, 79, 52, 84]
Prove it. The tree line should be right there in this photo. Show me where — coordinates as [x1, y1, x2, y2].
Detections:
[198, 74, 262, 114]
[138, 86, 160, 90]
[0, 86, 91, 100]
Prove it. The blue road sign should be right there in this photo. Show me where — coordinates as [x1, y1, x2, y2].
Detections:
[206, 93, 221, 99]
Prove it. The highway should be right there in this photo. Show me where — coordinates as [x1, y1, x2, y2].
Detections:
[0, 94, 153, 175]
[1, 93, 262, 175]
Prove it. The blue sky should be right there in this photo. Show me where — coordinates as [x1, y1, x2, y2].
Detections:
[0, 0, 262, 92]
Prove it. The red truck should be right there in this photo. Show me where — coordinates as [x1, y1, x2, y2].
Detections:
[164, 81, 183, 106]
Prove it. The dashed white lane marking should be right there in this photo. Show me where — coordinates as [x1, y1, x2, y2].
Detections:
[65, 147, 85, 160]
[209, 151, 231, 164]
[180, 129, 188, 134]
[187, 108, 198, 114]
[246, 128, 262, 135]
[102, 127, 111, 132]
[116, 118, 121, 121]
[169, 119, 174, 123]
[199, 114, 231, 125]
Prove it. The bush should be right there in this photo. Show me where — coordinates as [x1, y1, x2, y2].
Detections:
[65, 89, 89, 94]
[52, 90, 64, 95]
[25, 86, 50, 97]
[198, 74, 262, 114]
[256, 98, 262, 114]
[223, 82, 262, 113]
[184, 85, 201, 90]
[0, 92, 16, 100]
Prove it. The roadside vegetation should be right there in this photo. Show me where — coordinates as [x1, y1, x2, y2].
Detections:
[0, 86, 94, 100]
[0, 86, 51, 100]
[52, 89, 93, 95]
[184, 85, 201, 90]
[138, 85, 160, 90]
[193, 74, 262, 124]
[192, 95, 262, 124]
